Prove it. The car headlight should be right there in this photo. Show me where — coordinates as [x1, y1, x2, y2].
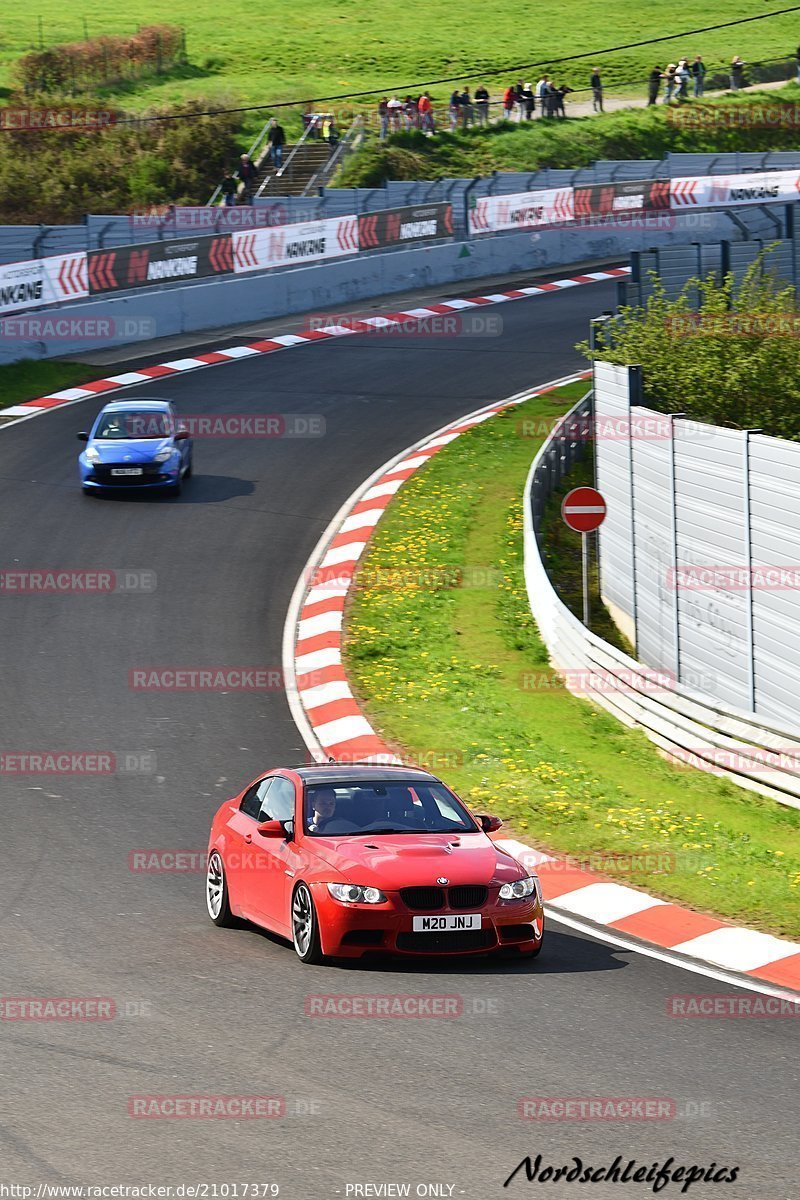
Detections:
[327, 883, 387, 904]
[499, 876, 538, 900]
[84, 446, 100, 463]
[153, 448, 174, 463]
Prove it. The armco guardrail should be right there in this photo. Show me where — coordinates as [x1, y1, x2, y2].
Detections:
[524, 394, 800, 810]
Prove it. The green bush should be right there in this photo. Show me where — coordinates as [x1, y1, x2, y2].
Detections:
[578, 252, 800, 440]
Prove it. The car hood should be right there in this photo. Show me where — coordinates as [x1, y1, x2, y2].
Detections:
[307, 832, 524, 889]
[87, 437, 173, 462]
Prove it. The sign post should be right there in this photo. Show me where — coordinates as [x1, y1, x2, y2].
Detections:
[561, 486, 607, 628]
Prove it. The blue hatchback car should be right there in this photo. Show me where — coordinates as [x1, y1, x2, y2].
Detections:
[78, 399, 193, 496]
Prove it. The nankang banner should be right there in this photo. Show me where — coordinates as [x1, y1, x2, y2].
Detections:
[232, 217, 358, 274]
[671, 169, 800, 208]
[358, 204, 453, 248]
[573, 180, 671, 219]
[87, 236, 233, 295]
[469, 189, 574, 235]
[0, 252, 88, 315]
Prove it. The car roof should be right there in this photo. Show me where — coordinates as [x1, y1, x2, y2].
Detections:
[288, 764, 442, 785]
[101, 398, 172, 412]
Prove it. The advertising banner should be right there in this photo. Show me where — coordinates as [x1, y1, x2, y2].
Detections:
[358, 204, 453, 249]
[87, 235, 233, 295]
[0, 252, 88, 315]
[671, 170, 800, 208]
[232, 217, 358, 274]
[573, 180, 671, 219]
[470, 188, 574, 235]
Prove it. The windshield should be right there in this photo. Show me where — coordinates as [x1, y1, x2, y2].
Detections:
[304, 779, 479, 837]
[93, 411, 172, 440]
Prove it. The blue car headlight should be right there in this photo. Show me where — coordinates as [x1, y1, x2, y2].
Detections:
[84, 446, 101, 464]
[153, 448, 175, 463]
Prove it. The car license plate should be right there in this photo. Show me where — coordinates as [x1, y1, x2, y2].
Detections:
[412, 913, 482, 932]
[110, 468, 143, 476]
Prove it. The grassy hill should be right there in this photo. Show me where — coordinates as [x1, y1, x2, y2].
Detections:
[1, 0, 799, 121]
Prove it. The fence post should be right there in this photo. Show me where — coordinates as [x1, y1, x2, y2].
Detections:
[628, 364, 643, 654]
[742, 428, 761, 712]
[668, 412, 686, 683]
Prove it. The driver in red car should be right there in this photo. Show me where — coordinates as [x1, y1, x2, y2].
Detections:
[307, 787, 337, 833]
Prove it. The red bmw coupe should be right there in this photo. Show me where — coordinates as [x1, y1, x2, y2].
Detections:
[206, 763, 544, 963]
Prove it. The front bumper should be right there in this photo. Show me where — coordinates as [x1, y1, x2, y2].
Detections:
[312, 883, 544, 958]
[80, 460, 181, 489]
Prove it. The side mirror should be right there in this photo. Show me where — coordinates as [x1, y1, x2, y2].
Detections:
[77, 432, 89, 442]
[256, 819, 287, 839]
[476, 813, 503, 833]
[174, 429, 189, 441]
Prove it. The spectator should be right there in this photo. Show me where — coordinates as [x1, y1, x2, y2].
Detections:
[404, 95, 419, 129]
[238, 153, 257, 204]
[555, 84, 573, 118]
[675, 59, 690, 100]
[266, 118, 286, 173]
[220, 169, 237, 207]
[449, 88, 461, 130]
[521, 82, 535, 120]
[730, 56, 745, 90]
[515, 80, 526, 121]
[502, 84, 516, 120]
[692, 55, 705, 97]
[418, 91, 435, 133]
[663, 63, 677, 103]
[535, 75, 549, 112]
[647, 66, 662, 105]
[590, 66, 603, 113]
[387, 95, 403, 131]
[460, 87, 474, 128]
[378, 97, 389, 140]
[474, 84, 490, 125]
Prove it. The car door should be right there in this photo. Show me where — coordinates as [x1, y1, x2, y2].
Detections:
[224, 777, 273, 920]
[247, 775, 299, 935]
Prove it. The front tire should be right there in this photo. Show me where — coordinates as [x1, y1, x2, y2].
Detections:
[292, 883, 324, 963]
[206, 850, 236, 927]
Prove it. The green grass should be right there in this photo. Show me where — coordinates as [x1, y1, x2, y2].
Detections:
[343, 381, 800, 938]
[339, 87, 800, 186]
[0, 360, 102, 411]
[1, 1, 799, 119]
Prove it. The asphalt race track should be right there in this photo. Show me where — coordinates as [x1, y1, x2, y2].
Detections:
[0, 280, 795, 1198]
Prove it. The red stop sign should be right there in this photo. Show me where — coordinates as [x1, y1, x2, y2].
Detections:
[561, 486, 607, 533]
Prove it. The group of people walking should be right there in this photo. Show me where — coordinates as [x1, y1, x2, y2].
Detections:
[647, 57, 706, 105]
[377, 79, 575, 137]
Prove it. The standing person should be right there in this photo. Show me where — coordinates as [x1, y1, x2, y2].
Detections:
[418, 91, 434, 133]
[675, 59, 690, 100]
[590, 66, 603, 112]
[378, 97, 389, 140]
[521, 82, 535, 120]
[515, 80, 526, 121]
[692, 56, 706, 97]
[220, 169, 237, 207]
[474, 84, 490, 125]
[730, 56, 745, 90]
[663, 63, 677, 103]
[460, 87, 474, 128]
[266, 118, 286, 173]
[387, 95, 403, 130]
[403, 95, 418, 129]
[449, 88, 461, 130]
[238, 153, 257, 204]
[502, 84, 516, 120]
[555, 83, 573, 117]
[647, 66, 662, 105]
[535, 75, 548, 112]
